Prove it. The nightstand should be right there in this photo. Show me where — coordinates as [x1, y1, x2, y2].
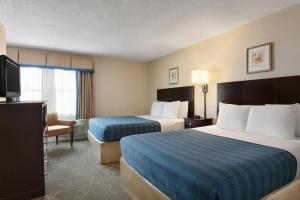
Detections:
[184, 117, 213, 129]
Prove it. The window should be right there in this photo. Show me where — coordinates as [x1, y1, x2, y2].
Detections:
[20, 67, 43, 101]
[20, 67, 77, 119]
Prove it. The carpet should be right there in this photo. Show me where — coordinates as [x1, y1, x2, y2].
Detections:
[40, 139, 130, 200]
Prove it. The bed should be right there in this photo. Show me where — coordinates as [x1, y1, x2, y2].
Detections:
[120, 75, 300, 200]
[121, 126, 300, 200]
[88, 86, 194, 164]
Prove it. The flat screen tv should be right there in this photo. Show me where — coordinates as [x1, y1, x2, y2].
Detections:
[0, 55, 21, 102]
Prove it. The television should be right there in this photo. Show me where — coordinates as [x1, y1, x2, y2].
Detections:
[0, 55, 21, 102]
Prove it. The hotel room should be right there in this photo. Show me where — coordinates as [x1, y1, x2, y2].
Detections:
[1, 1, 300, 200]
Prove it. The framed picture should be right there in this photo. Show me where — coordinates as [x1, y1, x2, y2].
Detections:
[169, 67, 179, 85]
[247, 42, 273, 74]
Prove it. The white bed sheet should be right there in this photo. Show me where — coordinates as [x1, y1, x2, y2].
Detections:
[138, 115, 184, 132]
[194, 125, 300, 179]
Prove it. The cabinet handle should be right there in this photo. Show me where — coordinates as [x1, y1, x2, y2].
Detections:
[188, 122, 192, 126]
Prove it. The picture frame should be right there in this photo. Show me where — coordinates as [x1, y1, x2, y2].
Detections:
[247, 42, 273, 74]
[169, 67, 179, 85]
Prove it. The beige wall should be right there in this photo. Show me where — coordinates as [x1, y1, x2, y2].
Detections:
[93, 57, 149, 116]
[0, 23, 6, 55]
[147, 4, 300, 119]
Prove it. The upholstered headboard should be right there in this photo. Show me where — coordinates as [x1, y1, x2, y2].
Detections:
[217, 75, 300, 113]
[157, 86, 194, 118]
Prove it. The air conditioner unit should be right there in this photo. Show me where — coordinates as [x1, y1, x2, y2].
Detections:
[60, 119, 89, 141]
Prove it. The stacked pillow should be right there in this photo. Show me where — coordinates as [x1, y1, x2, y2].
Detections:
[216, 103, 250, 131]
[216, 102, 299, 139]
[264, 104, 300, 137]
[150, 101, 189, 119]
[245, 104, 297, 139]
[178, 101, 189, 118]
[161, 101, 180, 118]
[150, 101, 165, 117]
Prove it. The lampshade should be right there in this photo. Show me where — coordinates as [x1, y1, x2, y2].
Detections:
[191, 70, 208, 84]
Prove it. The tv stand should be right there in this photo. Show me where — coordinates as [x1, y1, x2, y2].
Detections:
[5, 97, 20, 103]
[6, 97, 13, 103]
[0, 102, 47, 199]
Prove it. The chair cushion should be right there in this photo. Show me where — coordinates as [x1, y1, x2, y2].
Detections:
[47, 113, 58, 126]
[48, 125, 72, 137]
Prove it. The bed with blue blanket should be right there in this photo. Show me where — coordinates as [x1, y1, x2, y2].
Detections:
[120, 126, 300, 200]
[89, 116, 162, 142]
[88, 115, 184, 164]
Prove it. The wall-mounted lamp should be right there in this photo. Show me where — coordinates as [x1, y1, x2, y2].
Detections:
[192, 70, 209, 119]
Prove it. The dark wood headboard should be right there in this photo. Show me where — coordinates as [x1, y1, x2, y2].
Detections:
[157, 86, 194, 118]
[217, 75, 300, 112]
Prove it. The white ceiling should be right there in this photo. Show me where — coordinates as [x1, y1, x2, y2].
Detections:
[0, 0, 299, 62]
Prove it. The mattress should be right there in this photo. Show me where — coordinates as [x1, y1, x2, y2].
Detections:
[121, 127, 300, 200]
[89, 115, 184, 142]
[138, 115, 184, 131]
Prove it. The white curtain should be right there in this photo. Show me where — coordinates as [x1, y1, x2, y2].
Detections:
[20, 67, 42, 101]
[20, 67, 77, 119]
[42, 69, 56, 113]
[54, 70, 77, 119]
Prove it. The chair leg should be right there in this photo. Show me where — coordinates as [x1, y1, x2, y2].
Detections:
[70, 132, 74, 147]
[56, 136, 58, 145]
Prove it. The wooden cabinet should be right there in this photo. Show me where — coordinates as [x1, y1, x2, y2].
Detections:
[0, 102, 46, 200]
[184, 118, 213, 129]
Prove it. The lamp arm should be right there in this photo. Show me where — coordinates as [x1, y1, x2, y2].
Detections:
[202, 84, 208, 93]
[201, 84, 208, 119]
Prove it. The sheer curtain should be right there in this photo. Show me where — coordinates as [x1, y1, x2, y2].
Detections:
[54, 70, 76, 119]
[20, 67, 43, 101]
[20, 67, 77, 119]
[42, 69, 57, 112]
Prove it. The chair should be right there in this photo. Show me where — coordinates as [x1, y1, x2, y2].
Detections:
[47, 113, 75, 147]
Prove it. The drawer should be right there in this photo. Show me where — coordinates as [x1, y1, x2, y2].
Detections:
[184, 118, 213, 129]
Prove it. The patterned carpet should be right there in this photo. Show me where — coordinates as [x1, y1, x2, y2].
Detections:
[40, 139, 130, 200]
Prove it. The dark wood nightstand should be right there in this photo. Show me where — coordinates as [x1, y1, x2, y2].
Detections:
[184, 117, 213, 129]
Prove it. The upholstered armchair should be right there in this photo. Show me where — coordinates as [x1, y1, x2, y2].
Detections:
[47, 113, 76, 147]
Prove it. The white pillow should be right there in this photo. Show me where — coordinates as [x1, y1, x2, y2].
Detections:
[161, 101, 180, 119]
[178, 101, 189, 118]
[246, 105, 297, 139]
[216, 103, 250, 131]
[150, 101, 165, 117]
[266, 104, 300, 137]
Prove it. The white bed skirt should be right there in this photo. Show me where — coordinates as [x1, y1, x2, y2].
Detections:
[88, 130, 121, 164]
